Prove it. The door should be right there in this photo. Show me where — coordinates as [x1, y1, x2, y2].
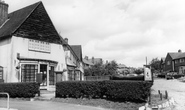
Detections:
[40, 64, 47, 86]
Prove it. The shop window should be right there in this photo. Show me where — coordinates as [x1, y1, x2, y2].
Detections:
[49, 66, 55, 85]
[21, 64, 38, 82]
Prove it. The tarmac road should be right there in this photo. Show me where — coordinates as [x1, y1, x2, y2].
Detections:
[152, 78, 185, 110]
[0, 99, 107, 110]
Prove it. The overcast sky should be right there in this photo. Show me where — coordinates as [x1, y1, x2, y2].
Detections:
[5, 0, 185, 67]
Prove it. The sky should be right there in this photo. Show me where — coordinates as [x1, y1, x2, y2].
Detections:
[4, 0, 185, 67]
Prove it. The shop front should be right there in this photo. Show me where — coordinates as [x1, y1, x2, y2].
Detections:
[18, 58, 59, 90]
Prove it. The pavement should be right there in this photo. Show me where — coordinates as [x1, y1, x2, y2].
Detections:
[152, 78, 185, 110]
[0, 90, 108, 110]
[0, 99, 107, 110]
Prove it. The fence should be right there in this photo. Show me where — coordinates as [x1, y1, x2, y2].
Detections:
[0, 92, 10, 109]
[84, 75, 111, 81]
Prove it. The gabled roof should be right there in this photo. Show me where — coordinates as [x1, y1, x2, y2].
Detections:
[168, 52, 185, 60]
[83, 59, 94, 66]
[161, 57, 166, 64]
[71, 45, 83, 61]
[0, 1, 62, 44]
[0, 1, 41, 39]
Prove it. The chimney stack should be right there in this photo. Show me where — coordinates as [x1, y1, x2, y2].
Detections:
[64, 38, 68, 44]
[0, 0, 8, 26]
[92, 57, 94, 64]
[178, 49, 182, 53]
[84, 56, 88, 60]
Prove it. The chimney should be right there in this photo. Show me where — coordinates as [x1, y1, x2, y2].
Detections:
[64, 38, 68, 44]
[92, 57, 94, 64]
[84, 56, 88, 60]
[178, 49, 182, 53]
[0, 0, 8, 26]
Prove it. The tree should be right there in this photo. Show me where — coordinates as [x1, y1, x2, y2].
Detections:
[84, 62, 104, 76]
[134, 68, 144, 75]
[84, 60, 118, 76]
[149, 58, 161, 73]
[104, 60, 118, 76]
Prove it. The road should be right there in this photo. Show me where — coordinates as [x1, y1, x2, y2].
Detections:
[0, 99, 107, 110]
[152, 78, 185, 110]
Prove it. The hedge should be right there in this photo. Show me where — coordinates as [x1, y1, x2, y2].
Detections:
[56, 80, 153, 102]
[0, 82, 40, 98]
[110, 75, 144, 81]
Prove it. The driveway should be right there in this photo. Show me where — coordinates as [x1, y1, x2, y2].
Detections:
[0, 99, 107, 110]
[152, 78, 185, 110]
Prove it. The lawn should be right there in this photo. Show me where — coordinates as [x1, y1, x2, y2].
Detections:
[52, 98, 145, 110]
[51, 92, 167, 110]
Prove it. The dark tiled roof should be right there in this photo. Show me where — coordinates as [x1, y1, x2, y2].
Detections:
[83, 59, 94, 65]
[168, 52, 185, 60]
[71, 45, 82, 61]
[0, 1, 41, 38]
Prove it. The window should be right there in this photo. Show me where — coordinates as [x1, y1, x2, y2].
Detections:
[175, 60, 178, 64]
[180, 59, 184, 63]
[0, 66, 3, 81]
[167, 61, 171, 65]
[49, 66, 55, 85]
[28, 39, 50, 53]
[21, 64, 38, 82]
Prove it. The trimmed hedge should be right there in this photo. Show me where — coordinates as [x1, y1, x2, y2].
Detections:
[56, 80, 153, 102]
[173, 74, 184, 79]
[110, 75, 144, 81]
[0, 82, 40, 98]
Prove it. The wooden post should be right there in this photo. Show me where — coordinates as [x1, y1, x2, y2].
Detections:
[160, 93, 163, 100]
[165, 90, 168, 99]
[148, 88, 151, 105]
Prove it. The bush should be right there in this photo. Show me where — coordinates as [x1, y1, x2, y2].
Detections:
[0, 82, 40, 98]
[56, 80, 153, 102]
[173, 74, 184, 79]
[103, 80, 152, 102]
[157, 74, 166, 78]
[110, 75, 144, 81]
[56, 81, 102, 98]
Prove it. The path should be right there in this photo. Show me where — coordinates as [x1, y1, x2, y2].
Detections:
[0, 99, 107, 110]
[152, 78, 185, 110]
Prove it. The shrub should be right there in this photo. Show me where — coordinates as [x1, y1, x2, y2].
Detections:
[173, 74, 184, 79]
[103, 80, 152, 102]
[0, 82, 40, 98]
[56, 81, 102, 98]
[56, 80, 153, 102]
[157, 74, 166, 78]
[110, 75, 144, 81]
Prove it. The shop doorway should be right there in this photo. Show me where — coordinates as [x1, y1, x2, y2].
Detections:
[40, 64, 47, 86]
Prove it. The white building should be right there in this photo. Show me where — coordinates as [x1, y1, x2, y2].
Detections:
[0, 1, 68, 90]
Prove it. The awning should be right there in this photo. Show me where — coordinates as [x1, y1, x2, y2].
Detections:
[19, 57, 58, 64]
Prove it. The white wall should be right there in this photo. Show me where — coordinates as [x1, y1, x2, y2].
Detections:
[6, 36, 67, 82]
[0, 37, 12, 82]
